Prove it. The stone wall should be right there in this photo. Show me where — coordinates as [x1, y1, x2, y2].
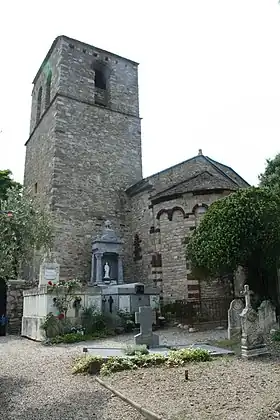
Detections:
[6, 280, 35, 335]
[129, 184, 234, 301]
[24, 35, 247, 302]
[24, 36, 142, 281]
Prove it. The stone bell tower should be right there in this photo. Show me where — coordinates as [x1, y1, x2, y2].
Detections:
[24, 35, 142, 280]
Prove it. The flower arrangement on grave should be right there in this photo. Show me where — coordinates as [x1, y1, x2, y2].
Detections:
[47, 279, 82, 318]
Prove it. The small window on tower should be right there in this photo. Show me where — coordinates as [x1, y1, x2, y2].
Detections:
[34, 183, 38, 194]
[45, 71, 52, 109]
[36, 87, 42, 124]
[94, 69, 106, 90]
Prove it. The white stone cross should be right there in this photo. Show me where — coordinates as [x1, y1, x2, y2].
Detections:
[243, 284, 252, 308]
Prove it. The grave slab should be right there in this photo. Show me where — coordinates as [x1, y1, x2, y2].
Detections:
[83, 343, 234, 358]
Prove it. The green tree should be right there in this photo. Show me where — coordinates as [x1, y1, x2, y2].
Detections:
[0, 187, 53, 279]
[259, 153, 280, 192]
[0, 170, 21, 203]
[187, 187, 280, 301]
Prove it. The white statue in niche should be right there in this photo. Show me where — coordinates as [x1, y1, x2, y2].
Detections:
[104, 262, 110, 279]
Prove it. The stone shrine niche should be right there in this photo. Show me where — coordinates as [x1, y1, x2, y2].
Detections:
[91, 220, 124, 285]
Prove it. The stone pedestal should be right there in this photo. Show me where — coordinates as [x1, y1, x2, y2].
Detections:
[240, 285, 269, 359]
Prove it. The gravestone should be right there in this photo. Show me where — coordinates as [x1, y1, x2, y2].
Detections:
[240, 285, 269, 359]
[228, 298, 244, 340]
[134, 306, 159, 348]
[39, 253, 60, 286]
[258, 300, 277, 334]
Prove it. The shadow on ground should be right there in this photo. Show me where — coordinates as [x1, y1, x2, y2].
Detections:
[0, 377, 125, 420]
[0, 376, 31, 412]
[7, 388, 119, 420]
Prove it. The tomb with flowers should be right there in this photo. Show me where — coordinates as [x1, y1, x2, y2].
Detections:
[21, 221, 160, 341]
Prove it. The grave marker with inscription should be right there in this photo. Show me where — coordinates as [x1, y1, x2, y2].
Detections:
[39, 261, 60, 286]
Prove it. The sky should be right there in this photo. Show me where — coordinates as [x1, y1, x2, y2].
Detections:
[0, 0, 280, 186]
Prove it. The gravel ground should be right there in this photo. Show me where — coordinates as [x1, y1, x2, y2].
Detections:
[0, 336, 144, 420]
[0, 328, 227, 420]
[3, 328, 278, 420]
[104, 340, 280, 420]
[78, 326, 229, 348]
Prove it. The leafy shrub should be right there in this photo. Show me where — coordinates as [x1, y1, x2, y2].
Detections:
[49, 332, 86, 344]
[72, 348, 211, 375]
[117, 310, 136, 332]
[166, 348, 211, 366]
[101, 357, 137, 375]
[41, 312, 76, 338]
[81, 307, 108, 334]
[272, 330, 280, 342]
[72, 356, 105, 374]
[41, 313, 60, 338]
[124, 344, 149, 356]
[47, 329, 114, 345]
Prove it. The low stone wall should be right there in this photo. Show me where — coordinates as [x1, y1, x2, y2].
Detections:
[6, 279, 35, 335]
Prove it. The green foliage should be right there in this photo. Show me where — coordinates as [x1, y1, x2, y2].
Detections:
[49, 332, 86, 344]
[72, 348, 211, 375]
[271, 330, 280, 342]
[72, 356, 104, 374]
[41, 306, 115, 343]
[124, 344, 149, 356]
[187, 187, 280, 280]
[48, 280, 82, 316]
[41, 313, 63, 338]
[117, 310, 136, 332]
[166, 348, 211, 365]
[81, 306, 108, 334]
[259, 153, 280, 192]
[0, 169, 21, 203]
[0, 187, 53, 279]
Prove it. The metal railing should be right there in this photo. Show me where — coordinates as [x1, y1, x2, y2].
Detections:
[161, 297, 232, 326]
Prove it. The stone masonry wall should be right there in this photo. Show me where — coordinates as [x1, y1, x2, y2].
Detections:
[6, 280, 35, 335]
[24, 101, 57, 206]
[130, 185, 233, 301]
[29, 39, 62, 135]
[24, 36, 142, 281]
[50, 96, 141, 280]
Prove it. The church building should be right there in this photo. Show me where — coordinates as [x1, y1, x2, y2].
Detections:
[24, 35, 250, 302]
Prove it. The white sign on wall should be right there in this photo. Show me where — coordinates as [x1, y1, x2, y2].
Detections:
[39, 262, 60, 286]
[44, 268, 57, 281]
